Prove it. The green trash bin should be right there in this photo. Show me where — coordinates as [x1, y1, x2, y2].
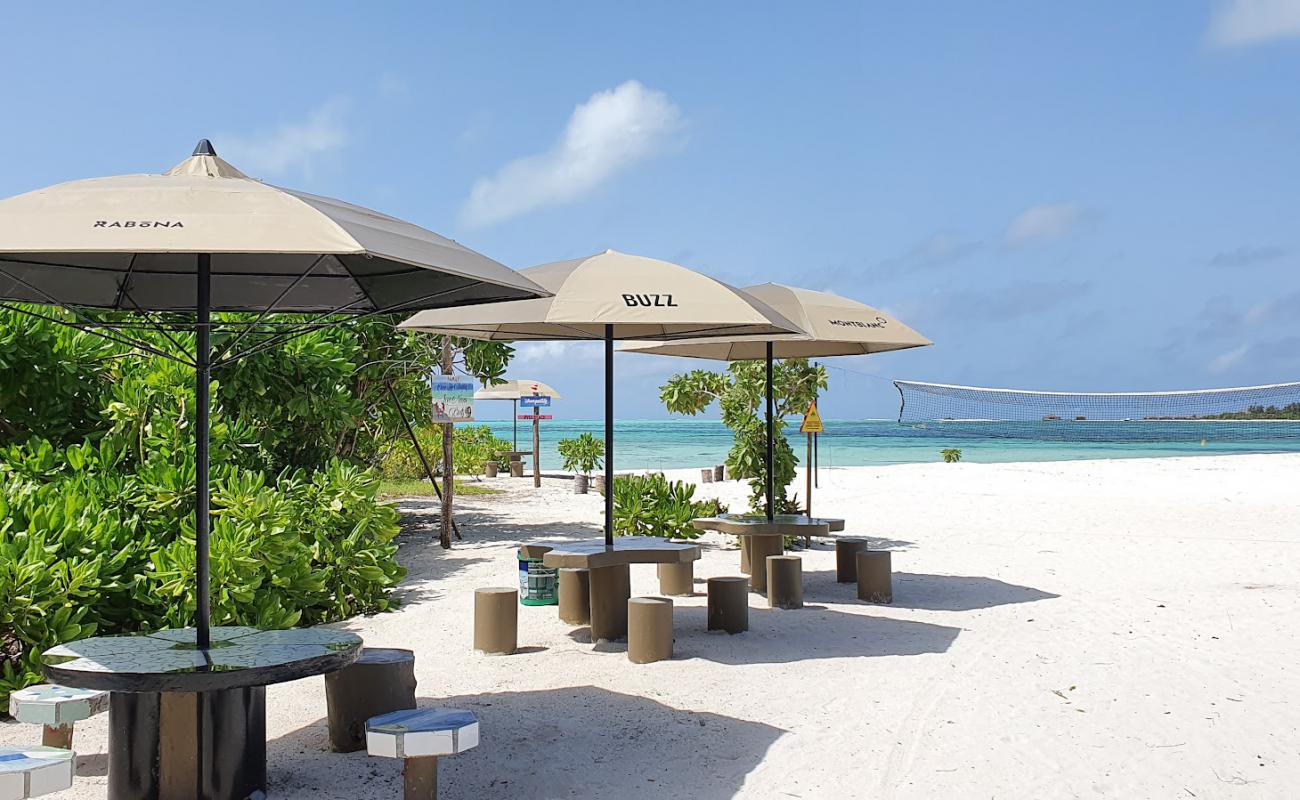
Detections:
[518, 547, 558, 606]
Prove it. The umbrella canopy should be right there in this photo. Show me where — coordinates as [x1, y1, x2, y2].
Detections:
[0, 140, 546, 313]
[0, 140, 549, 652]
[617, 283, 931, 359]
[400, 250, 803, 545]
[620, 283, 932, 520]
[474, 379, 562, 400]
[399, 249, 798, 341]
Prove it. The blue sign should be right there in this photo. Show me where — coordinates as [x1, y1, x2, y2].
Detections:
[519, 395, 551, 408]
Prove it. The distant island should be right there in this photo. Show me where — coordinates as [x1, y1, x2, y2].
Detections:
[1203, 403, 1300, 420]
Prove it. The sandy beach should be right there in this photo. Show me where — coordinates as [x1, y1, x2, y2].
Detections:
[4, 453, 1298, 799]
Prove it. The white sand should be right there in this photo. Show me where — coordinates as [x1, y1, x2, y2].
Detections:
[4, 454, 1299, 798]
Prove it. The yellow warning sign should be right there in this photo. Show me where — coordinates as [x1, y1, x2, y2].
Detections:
[800, 401, 824, 434]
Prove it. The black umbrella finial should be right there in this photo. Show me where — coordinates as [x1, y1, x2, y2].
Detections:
[192, 139, 217, 157]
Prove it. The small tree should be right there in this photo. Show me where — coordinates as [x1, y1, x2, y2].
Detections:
[556, 432, 604, 477]
[941, 448, 963, 463]
[659, 359, 826, 513]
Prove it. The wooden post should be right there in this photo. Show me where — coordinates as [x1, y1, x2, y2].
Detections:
[532, 416, 541, 488]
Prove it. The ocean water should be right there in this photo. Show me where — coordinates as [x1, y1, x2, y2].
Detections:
[480, 418, 1300, 471]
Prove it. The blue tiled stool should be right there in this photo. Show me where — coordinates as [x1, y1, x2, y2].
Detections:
[366, 708, 479, 799]
[0, 746, 74, 799]
[9, 684, 108, 750]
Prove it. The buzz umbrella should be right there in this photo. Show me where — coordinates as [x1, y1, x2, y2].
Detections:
[399, 250, 803, 545]
[0, 140, 548, 648]
[620, 283, 931, 520]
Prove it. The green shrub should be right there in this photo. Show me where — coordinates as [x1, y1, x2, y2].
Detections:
[941, 448, 963, 463]
[378, 424, 511, 479]
[611, 473, 723, 540]
[556, 432, 604, 476]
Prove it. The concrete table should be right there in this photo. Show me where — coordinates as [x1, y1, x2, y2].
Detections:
[542, 537, 701, 642]
[692, 513, 845, 578]
[42, 626, 362, 800]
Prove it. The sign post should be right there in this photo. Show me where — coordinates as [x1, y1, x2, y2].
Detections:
[799, 401, 825, 517]
[520, 386, 552, 487]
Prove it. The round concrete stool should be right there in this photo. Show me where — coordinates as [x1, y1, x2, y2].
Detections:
[747, 536, 784, 593]
[707, 577, 749, 634]
[589, 563, 632, 643]
[325, 648, 417, 753]
[835, 538, 870, 583]
[627, 597, 673, 664]
[509, 460, 524, 478]
[473, 587, 518, 654]
[558, 568, 591, 625]
[657, 562, 694, 596]
[856, 550, 893, 604]
[766, 555, 803, 609]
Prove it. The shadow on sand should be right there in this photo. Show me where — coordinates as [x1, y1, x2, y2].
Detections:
[799, 569, 1060, 612]
[267, 686, 784, 800]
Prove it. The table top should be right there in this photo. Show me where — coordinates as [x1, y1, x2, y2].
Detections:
[691, 514, 845, 537]
[542, 536, 702, 569]
[41, 626, 362, 693]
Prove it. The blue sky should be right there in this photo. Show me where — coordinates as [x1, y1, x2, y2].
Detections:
[3, 2, 1299, 420]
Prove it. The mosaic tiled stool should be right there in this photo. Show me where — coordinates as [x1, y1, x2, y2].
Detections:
[366, 708, 479, 800]
[0, 746, 74, 799]
[9, 684, 108, 750]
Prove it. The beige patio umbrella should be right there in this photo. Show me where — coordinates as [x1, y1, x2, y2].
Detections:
[400, 250, 803, 544]
[475, 379, 562, 451]
[620, 283, 931, 519]
[0, 140, 549, 650]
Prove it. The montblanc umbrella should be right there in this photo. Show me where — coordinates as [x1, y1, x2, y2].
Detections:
[0, 140, 549, 648]
[400, 250, 803, 544]
[621, 283, 931, 519]
[474, 379, 563, 451]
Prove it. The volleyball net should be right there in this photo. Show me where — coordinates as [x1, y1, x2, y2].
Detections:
[893, 380, 1300, 442]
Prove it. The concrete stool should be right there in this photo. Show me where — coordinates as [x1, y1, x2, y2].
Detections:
[9, 684, 108, 750]
[766, 555, 804, 609]
[656, 562, 694, 596]
[558, 568, 591, 624]
[706, 577, 749, 634]
[699, 468, 713, 483]
[588, 563, 631, 643]
[473, 587, 518, 654]
[509, 460, 524, 478]
[835, 538, 870, 583]
[0, 746, 74, 799]
[366, 708, 478, 800]
[325, 648, 417, 753]
[627, 598, 673, 664]
[856, 550, 893, 604]
[747, 536, 784, 593]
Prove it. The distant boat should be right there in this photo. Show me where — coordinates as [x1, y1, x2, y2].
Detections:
[1043, 415, 1061, 421]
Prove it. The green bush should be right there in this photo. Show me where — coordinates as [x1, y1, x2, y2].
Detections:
[0, 307, 416, 714]
[556, 432, 604, 476]
[378, 424, 511, 479]
[611, 473, 724, 540]
[941, 448, 963, 463]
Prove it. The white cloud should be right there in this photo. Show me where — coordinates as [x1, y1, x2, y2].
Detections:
[1004, 204, 1090, 246]
[1208, 344, 1251, 373]
[219, 98, 349, 179]
[513, 341, 602, 365]
[1207, 0, 1300, 48]
[459, 80, 684, 228]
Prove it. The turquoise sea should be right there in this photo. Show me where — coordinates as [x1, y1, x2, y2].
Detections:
[481, 418, 1300, 471]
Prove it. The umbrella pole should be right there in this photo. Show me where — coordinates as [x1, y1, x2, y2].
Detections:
[605, 324, 614, 546]
[196, 254, 212, 650]
[513, 399, 518, 451]
[766, 341, 775, 521]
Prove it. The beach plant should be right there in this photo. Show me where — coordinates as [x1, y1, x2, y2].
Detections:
[941, 448, 963, 463]
[556, 432, 605, 476]
[659, 359, 827, 514]
[0, 305, 429, 714]
[611, 472, 717, 540]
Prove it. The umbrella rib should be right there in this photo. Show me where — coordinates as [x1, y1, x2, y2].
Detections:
[111, 254, 139, 311]
[211, 255, 329, 364]
[119, 289, 193, 360]
[0, 302, 194, 366]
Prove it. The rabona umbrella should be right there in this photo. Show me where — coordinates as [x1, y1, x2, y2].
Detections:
[400, 250, 803, 544]
[474, 379, 562, 452]
[0, 140, 548, 648]
[621, 283, 931, 519]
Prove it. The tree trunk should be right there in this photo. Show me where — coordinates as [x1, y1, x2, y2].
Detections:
[440, 338, 454, 550]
